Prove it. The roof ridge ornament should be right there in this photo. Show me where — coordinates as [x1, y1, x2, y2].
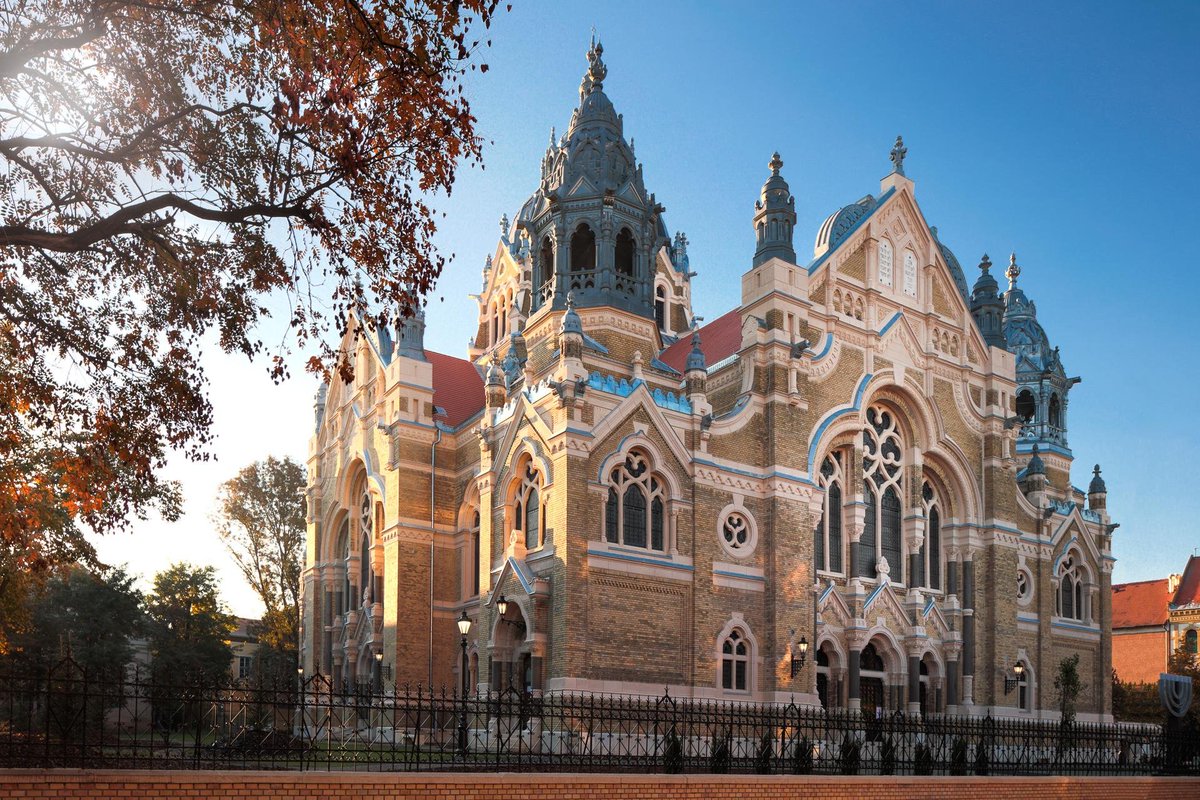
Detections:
[889, 135, 907, 176]
[979, 253, 992, 274]
[769, 151, 783, 176]
[1006, 252, 1021, 288]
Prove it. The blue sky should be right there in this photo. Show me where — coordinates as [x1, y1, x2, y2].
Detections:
[95, 2, 1198, 613]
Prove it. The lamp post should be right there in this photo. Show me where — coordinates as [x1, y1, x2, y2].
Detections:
[1004, 662, 1025, 695]
[790, 635, 809, 678]
[457, 610, 472, 757]
[374, 650, 383, 695]
[296, 666, 306, 742]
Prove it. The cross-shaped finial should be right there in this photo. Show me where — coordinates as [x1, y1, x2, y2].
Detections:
[769, 152, 783, 175]
[890, 135, 907, 175]
[979, 253, 992, 274]
[1006, 252, 1020, 287]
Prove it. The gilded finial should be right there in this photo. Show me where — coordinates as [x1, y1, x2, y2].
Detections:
[890, 135, 907, 176]
[1006, 252, 1020, 287]
[769, 151, 783, 175]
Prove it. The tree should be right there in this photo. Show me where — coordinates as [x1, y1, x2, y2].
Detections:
[144, 563, 236, 689]
[1054, 653, 1085, 727]
[0, 1, 502, 586]
[8, 564, 143, 680]
[215, 456, 305, 659]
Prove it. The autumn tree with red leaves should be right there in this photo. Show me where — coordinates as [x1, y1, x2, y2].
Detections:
[0, 0, 501, 646]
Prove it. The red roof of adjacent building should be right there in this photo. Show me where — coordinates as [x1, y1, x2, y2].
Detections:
[1172, 556, 1200, 607]
[1112, 578, 1171, 629]
[658, 309, 743, 373]
[427, 350, 484, 429]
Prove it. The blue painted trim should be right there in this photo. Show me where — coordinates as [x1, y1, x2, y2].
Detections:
[806, 187, 896, 276]
[691, 457, 815, 487]
[714, 569, 767, 583]
[1017, 614, 1039, 624]
[923, 597, 935, 617]
[505, 557, 533, 594]
[589, 548, 694, 572]
[877, 311, 902, 338]
[863, 581, 888, 611]
[810, 333, 834, 362]
[818, 581, 836, 605]
[807, 373, 874, 468]
[1015, 441, 1074, 458]
[1053, 537, 1078, 573]
[1052, 620, 1100, 634]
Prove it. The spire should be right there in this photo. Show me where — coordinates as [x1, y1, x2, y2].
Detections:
[970, 253, 1006, 348]
[560, 291, 583, 336]
[889, 135, 908, 176]
[685, 328, 706, 374]
[395, 304, 427, 361]
[1089, 464, 1107, 495]
[752, 151, 797, 266]
[1026, 444, 1046, 476]
[1006, 252, 1021, 289]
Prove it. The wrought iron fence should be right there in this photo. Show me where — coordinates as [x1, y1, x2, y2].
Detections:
[1, 659, 1195, 775]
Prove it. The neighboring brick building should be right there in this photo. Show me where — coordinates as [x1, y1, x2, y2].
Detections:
[1113, 557, 1200, 684]
[300, 42, 1116, 721]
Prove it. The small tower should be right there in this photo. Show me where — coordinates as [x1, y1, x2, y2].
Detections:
[684, 329, 707, 396]
[1003, 253, 1081, 458]
[752, 152, 797, 266]
[1088, 464, 1108, 513]
[969, 254, 1006, 348]
[1022, 444, 1048, 507]
[395, 305, 427, 361]
[485, 362, 506, 409]
[557, 293, 587, 383]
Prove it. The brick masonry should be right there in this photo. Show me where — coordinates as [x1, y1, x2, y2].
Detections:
[2, 771, 1198, 800]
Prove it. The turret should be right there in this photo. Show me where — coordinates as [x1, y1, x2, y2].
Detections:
[752, 152, 797, 266]
[969, 254, 1006, 348]
[684, 329, 707, 397]
[395, 305, 427, 361]
[1022, 444, 1048, 507]
[1088, 464, 1108, 513]
[485, 362, 506, 408]
[313, 382, 328, 433]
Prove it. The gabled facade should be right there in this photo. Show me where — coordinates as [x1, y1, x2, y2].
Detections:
[300, 43, 1116, 721]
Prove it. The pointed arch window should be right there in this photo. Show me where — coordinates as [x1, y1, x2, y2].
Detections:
[816, 452, 844, 574]
[358, 488, 373, 603]
[539, 236, 555, 287]
[903, 251, 918, 296]
[1048, 393, 1062, 429]
[604, 450, 667, 552]
[1016, 390, 1036, 423]
[878, 239, 894, 287]
[472, 509, 482, 596]
[1056, 553, 1086, 621]
[514, 464, 544, 550]
[570, 223, 596, 271]
[615, 227, 636, 276]
[721, 629, 749, 691]
[861, 406, 904, 583]
[919, 481, 942, 590]
[654, 284, 667, 330]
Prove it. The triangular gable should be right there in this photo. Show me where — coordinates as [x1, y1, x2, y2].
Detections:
[922, 598, 952, 640]
[1050, 511, 1102, 569]
[565, 173, 600, 198]
[588, 382, 693, 474]
[493, 555, 535, 599]
[617, 180, 646, 206]
[862, 580, 912, 635]
[491, 390, 556, 485]
[817, 582, 853, 628]
[877, 310, 927, 367]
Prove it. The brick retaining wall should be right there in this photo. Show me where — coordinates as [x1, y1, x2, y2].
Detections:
[2, 771, 1199, 799]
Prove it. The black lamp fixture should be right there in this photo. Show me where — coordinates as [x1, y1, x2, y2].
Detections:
[790, 636, 809, 678]
[458, 610, 473, 639]
[496, 595, 509, 617]
[1004, 662, 1026, 695]
[375, 651, 383, 664]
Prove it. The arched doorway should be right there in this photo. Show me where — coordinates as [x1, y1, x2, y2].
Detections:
[859, 643, 886, 717]
[490, 599, 532, 692]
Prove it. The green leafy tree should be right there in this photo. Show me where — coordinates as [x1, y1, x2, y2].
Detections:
[1054, 654, 1085, 727]
[12, 565, 144, 680]
[215, 456, 306, 668]
[145, 563, 236, 689]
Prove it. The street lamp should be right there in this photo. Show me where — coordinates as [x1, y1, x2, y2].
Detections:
[790, 636, 809, 678]
[457, 610, 472, 758]
[374, 650, 383, 695]
[1004, 662, 1026, 695]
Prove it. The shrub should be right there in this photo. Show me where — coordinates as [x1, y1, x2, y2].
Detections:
[839, 732, 861, 775]
[950, 737, 968, 775]
[709, 729, 731, 774]
[914, 742, 934, 775]
[662, 725, 683, 774]
[754, 732, 773, 774]
[791, 735, 814, 775]
[880, 734, 896, 775]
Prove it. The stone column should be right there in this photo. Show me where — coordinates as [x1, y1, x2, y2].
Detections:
[945, 640, 961, 713]
[907, 653, 922, 716]
[847, 650, 862, 712]
[962, 556, 976, 706]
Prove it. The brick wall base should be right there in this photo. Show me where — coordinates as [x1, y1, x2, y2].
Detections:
[1, 771, 1198, 799]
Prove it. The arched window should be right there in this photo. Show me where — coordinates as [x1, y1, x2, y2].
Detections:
[878, 239, 894, 287]
[471, 509, 481, 596]
[920, 481, 942, 590]
[615, 228, 636, 276]
[1057, 553, 1085, 621]
[570, 223, 596, 271]
[358, 488, 373, 603]
[654, 284, 667, 330]
[539, 236, 554, 288]
[816, 452, 844, 574]
[1048, 393, 1061, 429]
[721, 629, 749, 691]
[1186, 629, 1198, 655]
[1017, 658, 1032, 711]
[903, 251, 918, 296]
[1016, 390, 1036, 423]
[336, 519, 351, 615]
[862, 406, 905, 583]
[514, 464, 544, 550]
[604, 450, 666, 551]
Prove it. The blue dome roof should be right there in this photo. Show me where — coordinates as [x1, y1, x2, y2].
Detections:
[814, 195, 877, 258]
[930, 228, 970, 300]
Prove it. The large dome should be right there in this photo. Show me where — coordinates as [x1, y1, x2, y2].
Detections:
[813, 195, 878, 258]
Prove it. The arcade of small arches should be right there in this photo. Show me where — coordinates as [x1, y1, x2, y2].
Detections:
[527, 221, 646, 314]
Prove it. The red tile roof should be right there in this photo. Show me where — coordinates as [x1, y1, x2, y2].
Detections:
[1172, 556, 1200, 607]
[1112, 578, 1171, 629]
[658, 309, 743, 373]
[427, 350, 484, 429]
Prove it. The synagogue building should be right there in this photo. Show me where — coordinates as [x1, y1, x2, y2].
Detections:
[300, 42, 1116, 721]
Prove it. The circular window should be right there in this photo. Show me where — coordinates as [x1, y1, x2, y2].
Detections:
[717, 506, 757, 558]
[1017, 568, 1033, 606]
